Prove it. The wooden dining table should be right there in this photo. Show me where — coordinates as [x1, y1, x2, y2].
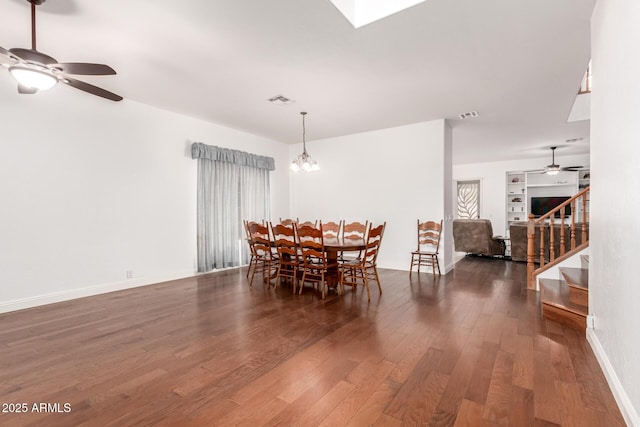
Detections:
[249, 235, 366, 289]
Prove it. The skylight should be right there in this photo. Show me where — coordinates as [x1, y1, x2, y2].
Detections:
[328, 0, 428, 28]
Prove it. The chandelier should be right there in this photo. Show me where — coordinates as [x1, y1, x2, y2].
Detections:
[290, 112, 319, 172]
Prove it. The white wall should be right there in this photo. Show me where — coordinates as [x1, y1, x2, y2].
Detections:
[443, 122, 454, 270]
[589, 0, 640, 424]
[0, 85, 289, 312]
[453, 153, 590, 236]
[289, 119, 451, 271]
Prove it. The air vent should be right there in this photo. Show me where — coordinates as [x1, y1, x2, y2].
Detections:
[458, 111, 479, 119]
[565, 138, 585, 143]
[267, 95, 295, 106]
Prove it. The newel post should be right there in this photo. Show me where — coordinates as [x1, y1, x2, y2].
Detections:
[526, 214, 536, 290]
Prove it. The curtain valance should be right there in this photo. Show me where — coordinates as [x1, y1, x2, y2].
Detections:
[191, 142, 275, 171]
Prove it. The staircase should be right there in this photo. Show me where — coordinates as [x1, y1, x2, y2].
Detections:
[540, 255, 589, 330]
[526, 186, 590, 290]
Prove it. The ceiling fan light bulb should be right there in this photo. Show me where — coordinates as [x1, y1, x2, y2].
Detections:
[545, 164, 560, 175]
[9, 66, 57, 90]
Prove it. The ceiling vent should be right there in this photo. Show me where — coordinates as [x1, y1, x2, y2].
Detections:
[565, 138, 584, 143]
[267, 95, 295, 106]
[458, 111, 479, 119]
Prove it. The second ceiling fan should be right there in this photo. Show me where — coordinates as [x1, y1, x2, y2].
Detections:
[532, 146, 584, 175]
[0, 0, 122, 101]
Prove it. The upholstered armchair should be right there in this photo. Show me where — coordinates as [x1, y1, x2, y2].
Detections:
[452, 219, 505, 257]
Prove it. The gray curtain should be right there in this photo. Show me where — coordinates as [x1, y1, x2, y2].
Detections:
[192, 143, 274, 272]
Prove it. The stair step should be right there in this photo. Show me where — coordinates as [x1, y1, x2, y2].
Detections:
[560, 267, 589, 290]
[559, 266, 589, 306]
[540, 278, 587, 330]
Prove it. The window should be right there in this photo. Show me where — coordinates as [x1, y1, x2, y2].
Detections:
[457, 180, 480, 219]
[578, 61, 592, 94]
[192, 143, 274, 272]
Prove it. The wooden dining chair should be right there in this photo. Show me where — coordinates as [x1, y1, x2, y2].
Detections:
[243, 220, 258, 278]
[321, 220, 342, 240]
[295, 223, 336, 299]
[409, 219, 443, 276]
[339, 222, 386, 300]
[340, 220, 369, 262]
[248, 222, 277, 287]
[270, 222, 301, 291]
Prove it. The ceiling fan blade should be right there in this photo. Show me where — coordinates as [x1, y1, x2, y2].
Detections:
[561, 166, 585, 171]
[62, 77, 122, 101]
[1, 46, 12, 58]
[18, 84, 38, 94]
[54, 62, 116, 76]
[9, 48, 57, 65]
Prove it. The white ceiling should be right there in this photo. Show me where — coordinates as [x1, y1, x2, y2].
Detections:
[0, 0, 594, 164]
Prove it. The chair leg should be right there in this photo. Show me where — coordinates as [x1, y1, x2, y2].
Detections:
[249, 260, 258, 286]
[321, 272, 325, 300]
[299, 271, 305, 295]
[246, 257, 254, 278]
[295, 267, 301, 291]
[262, 261, 271, 288]
[363, 268, 371, 301]
[275, 264, 282, 288]
[409, 254, 414, 276]
[265, 261, 271, 286]
[374, 267, 382, 294]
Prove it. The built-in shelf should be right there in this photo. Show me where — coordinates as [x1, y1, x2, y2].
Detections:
[505, 169, 589, 234]
[528, 183, 573, 188]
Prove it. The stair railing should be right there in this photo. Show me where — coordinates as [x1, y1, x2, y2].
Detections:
[527, 186, 590, 289]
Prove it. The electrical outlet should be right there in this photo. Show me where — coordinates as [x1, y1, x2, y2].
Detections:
[126, 270, 133, 279]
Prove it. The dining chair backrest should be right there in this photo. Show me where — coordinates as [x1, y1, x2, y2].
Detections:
[343, 221, 369, 241]
[295, 223, 326, 264]
[321, 221, 342, 240]
[271, 222, 298, 255]
[417, 219, 443, 253]
[363, 222, 386, 264]
[244, 220, 258, 252]
[249, 222, 272, 256]
[279, 217, 298, 226]
[244, 220, 261, 240]
[298, 220, 318, 228]
[243, 220, 251, 240]
[271, 222, 295, 241]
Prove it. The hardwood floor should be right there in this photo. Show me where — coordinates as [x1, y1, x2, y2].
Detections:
[0, 258, 625, 426]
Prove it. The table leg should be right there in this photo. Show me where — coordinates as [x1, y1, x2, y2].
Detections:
[325, 249, 339, 287]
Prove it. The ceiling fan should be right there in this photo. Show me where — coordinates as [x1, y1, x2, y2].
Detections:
[0, 0, 122, 101]
[533, 146, 584, 175]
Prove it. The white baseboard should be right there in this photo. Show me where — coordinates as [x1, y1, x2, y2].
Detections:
[586, 328, 640, 427]
[0, 270, 197, 314]
[443, 261, 455, 274]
